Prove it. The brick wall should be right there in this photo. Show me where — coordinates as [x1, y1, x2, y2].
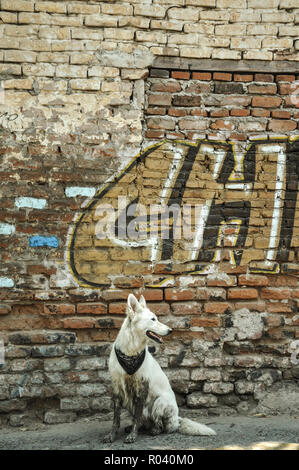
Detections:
[0, 0, 298, 426]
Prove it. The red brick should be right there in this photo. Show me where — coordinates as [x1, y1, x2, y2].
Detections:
[171, 302, 200, 315]
[108, 302, 126, 314]
[77, 303, 107, 314]
[204, 302, 231, 314]
[234, 74, 253, 82]
[251, 108, 271, 117]
[13, 304, 44, 315]
[266, 303, 293, 313]
[165, 288, 195, 301]
[166, 131, 185, 139]
[276, 75, 295, 82]
[148, 94, 172, 106]
[260, 288, 291, 300]
[173, 95, 201, 106]
[171, 71, 190, 80]
[254, 73, 274, 82]
[191, 317, 221, 327]
[210, 109, 229, 118]
[278, 83, 298, 95]
[146, 107, 166, 115]
[262, 314, 283, 327]
[44, 304, 76, 315]
[151, 82, 182, 93]
[252, 96, 282, 108]
[147, 302, 170, 316]
[147, 117, 175, 130]
[210, 120, 234, 130]
[238, 274, 269, 287]
[267, 328, 283, 340]
[192, 72, 211, 80]
[145, 130, 165, 139]
[27, 264, 56, 276]
[190, 109, 208, 116]
[271, 110, 291, 119]
[267, 275, 298, 287]
[101, 290, 131, 301]
[141, 289, 164, 301]
[207, 276, 236, 287]
[227, 288, 258, 300]
[228, 133, 247, 141]
[230, 109, 250, 117]
[248, 84, 277, 94]
[0, 304, 11, 315]
[62, 317, 95, 329]
[268, 120, 297, 132]
[234, 301, 266, 312]
[213, 72, 232, 81]
[168, 107, 187, 117]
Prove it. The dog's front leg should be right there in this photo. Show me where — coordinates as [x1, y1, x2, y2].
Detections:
[102, 395, 122, 443]
[124, 397, 143, 444]
[124, 381, 148, 444]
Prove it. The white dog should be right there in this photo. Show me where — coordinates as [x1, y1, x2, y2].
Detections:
[103, 293, 216, 443]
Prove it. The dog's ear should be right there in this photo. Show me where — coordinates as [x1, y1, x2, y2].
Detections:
[127, 294, 142, 319]
[139, 295, 146, 309]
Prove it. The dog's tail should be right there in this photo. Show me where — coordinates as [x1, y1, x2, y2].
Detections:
[178, 417, 216, 436]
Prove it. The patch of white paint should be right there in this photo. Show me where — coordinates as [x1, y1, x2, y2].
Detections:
[65, 187, 96, 198]
[0, 223, 15, 235]
[0, 277, 14, 288]
[15, 197, 47, 210]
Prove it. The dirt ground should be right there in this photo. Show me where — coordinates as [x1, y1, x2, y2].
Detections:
[0, 410, 298, 450]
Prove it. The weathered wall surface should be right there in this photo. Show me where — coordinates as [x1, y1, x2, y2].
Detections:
[0, 0, 298, 426]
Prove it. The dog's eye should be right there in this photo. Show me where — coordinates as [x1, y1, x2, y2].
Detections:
[151, 318, 156, 321]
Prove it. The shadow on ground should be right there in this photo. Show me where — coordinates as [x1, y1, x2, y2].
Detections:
[0, 412, 298, 450]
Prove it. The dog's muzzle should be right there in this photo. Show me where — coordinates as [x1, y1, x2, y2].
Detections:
[146, 328, 172, 344]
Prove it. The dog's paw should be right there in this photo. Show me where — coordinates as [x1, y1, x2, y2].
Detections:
[150, 426, 162, 436]
[102, 432, 115, 443]
[124, 432, 137, 444]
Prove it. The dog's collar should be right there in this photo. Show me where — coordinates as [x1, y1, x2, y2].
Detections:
[114, 346, 146, 375]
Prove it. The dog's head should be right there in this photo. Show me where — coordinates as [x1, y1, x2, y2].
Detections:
[126, 294, 172, 344]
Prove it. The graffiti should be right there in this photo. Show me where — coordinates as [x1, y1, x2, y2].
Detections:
[68, 137, 299, 288]
[0, 111, 19, 128]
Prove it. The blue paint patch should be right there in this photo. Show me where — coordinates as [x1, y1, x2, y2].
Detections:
[65, 187, 96, 198]
[0, 223, 15, 235]
[15, 197, 47, 210]
[29, 236, 59, 248]
[0, 277, 15, 288]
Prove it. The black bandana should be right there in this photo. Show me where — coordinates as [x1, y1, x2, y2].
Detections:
[115, 347, 146, 375]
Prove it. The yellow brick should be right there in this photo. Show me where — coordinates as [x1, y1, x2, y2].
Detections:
[68, 4, 100, 14]
[70, 78, 101, 91]
[71, 28, 103, 40]
[37, 52, 69, 63]
[3, 78, 33, 89]
[1, 0, 34, 11]
[104, 28, 135, 41]
[85, 15, 118, 27]
[5, 50, 37, 63]
[102, 3, 134, 15]
[56, 64, 87, 78]
[35, 1, 66, 13]
[0, 11, 18, 23]
[39, 25, 70, 40]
